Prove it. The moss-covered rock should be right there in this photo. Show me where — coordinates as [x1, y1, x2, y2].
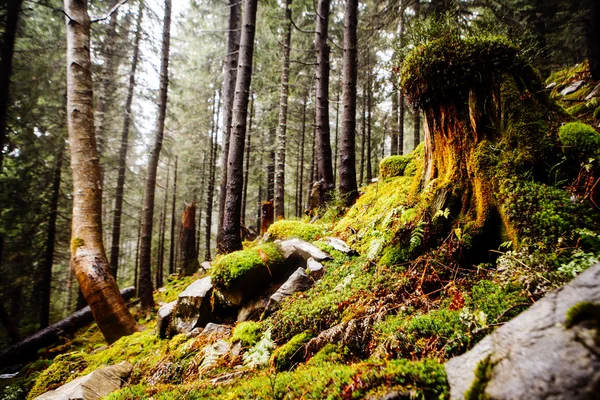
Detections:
[379, 155, 412, 179]
[271, 331, 312, 371]
[559, 121, 600, 160]
[267, 220, 323, 242]
[27, 352, 90, 399]
[565, 301, 600, 328]
[231, 321, 262, 347]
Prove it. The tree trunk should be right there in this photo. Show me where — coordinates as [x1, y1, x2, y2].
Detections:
[297, 93, 307, 217]
[40, 141, 64, 329]
[217, 0, 242, 248]
[256, 185, 262, 234]
[391, 87, 399, 156]
[94, 0, 119, 172]
[360, 90, 366, 185]
[414, 111, 421, 149]
[64, 0, 138, 342]
[220, 0, 259, 253]
[314, 0, 334, 198]
[275, 0, 292, 220]
[338, 0, 359, 205]
[196, 154, 206, 256]
[242, 93, 254, 225]
[109, 4, 143, 278]
[205, 92, 221, 261]
[179, 202, 200, 276]
[366, 53, 372, 182]
[587, 0, 600, 81]
[333, 69, 341, 184]
[168, 155, 178, 274]
[0, 0, 22, 171]
[156, 162, 170, 288]
[0, 302, 19, 344]
[398, 12, 405, 155]
[139, 0, 172, 310]
[267, 149, 275, 202]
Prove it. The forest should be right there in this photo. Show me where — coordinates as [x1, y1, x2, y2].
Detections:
[0, 0, 599, 398]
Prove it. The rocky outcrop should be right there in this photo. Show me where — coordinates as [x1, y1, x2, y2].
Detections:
[268, 267, 314, 307]
[170, 277, 213, 335]
[237, 295, 270, 322]
[306, 258, 325, 279]
[156, 301, 176, 338]
[446, 263, 600, 399]
[34, 362, 132, 400]
[321, 237, 357, 256]
[279, 239, 332, 262]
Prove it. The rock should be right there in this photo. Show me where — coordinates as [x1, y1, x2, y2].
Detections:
[279, 238, 332, 262]
[201, 323, 231, 337]
[545, 82, 557, 89]
[199, 339, 231, 371]
[210, 370, 246, 385]
[170, 276, 213, 335]
[560, 80, 585, 96]
[156, 301, 176, 338]
[322, 237, 357, 256]
[445, 263, 600, 400]
[237, 295, 270, 322]
[306, 257, 325, 279]
[201, 261, 211, 271]
[186, 327, 202, 338]
[268, 267, 313, 306]
[585, 82, 600, 100]
[34, 362, 132, 400]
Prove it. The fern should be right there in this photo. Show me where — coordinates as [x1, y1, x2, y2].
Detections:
[410, 221, 426, 251]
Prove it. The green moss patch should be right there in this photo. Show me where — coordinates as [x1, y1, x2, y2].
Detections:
[211, 243, 284, 289]
[465, 355, 493, 400]
[231, 321, 262, 347]
[271, 331, 312, 371]
[565, 301, 600, 328]
[380, 155, 413, 179]
[559, 122, 600, 160]
[267, 220, 323, 242]
[27, 352, 90, 399]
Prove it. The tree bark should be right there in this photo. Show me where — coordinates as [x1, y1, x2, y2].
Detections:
[333, 69, 341, 183]
[314, 0, 334, 198]
[217, 0, 242, 248]
[205, 92, 221, 261]
[139, 0, 172, 310]
[179, 202, 199, 276]
[109, 4, 143, 278]
[220, 0, 258, 253]
[275, 0, 292, 220]
[360, 90, 366, 185]
[156, 161, 170, 288]
[391, 87, 399, 156]
[267, 149, 275, 202]
[366, 53, 372, 182]
[242, 93, 254, 225]
[0, 0, 22, 171]
[168, 155, 178, 274]
[0, 302, 19, 344]
[196, 154, 206, 256]
[587, 0, 600, 81]
[64, 0, 138, 342]
[297, 93, 307, 217]
[338, 0, 359, 205]
[40, 141, 64, 329]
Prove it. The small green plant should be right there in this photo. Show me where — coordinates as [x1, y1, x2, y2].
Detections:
[243, 330, 276, 369]
[565, 301, 600, 328]
[231, 321, 263, 347]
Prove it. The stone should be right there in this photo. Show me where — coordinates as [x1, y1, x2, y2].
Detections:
[201, 261, 211, 271]
[306, 257, 325, 279]
[445, 263, 600, 400]
[279, 238, 332, 262]
[585, 82, 600, 100]
[560, 80, 585, 96]
[34, 362, 132, 400]
[322, 237, 357, 256]
[268, 267, 313, 306]
[155, 301, 176, 338]
[545, 82, 557, 89]
[170, 276, 213, 335]
[237, 295, 269, 322]
[201, 323, 231, 337]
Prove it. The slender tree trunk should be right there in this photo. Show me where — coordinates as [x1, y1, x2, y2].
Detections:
[64, 0, 138, 342]
[205, 92, 221, 261]
[0, 0, 22, 171]
[399, 92, 405, 155]
[168, 156, 178, 274]
[109, 5, 143, 278]
[180, 202, 200, 276]
[139, 0, 172, 310]
[156, 162, 170, 288]
[338, 0, 359, 205]
[242, 93, 254, 226]
[220, 0, 258, 253]
[314, 0, 334, 198]
[366, 54, 372, 182]
[587, 0, 600, 81]
[267, 149, 275, 202]
[196, 154, 206, 256]
[256, 184, 262, 234]
[94, 0, 119, 170]
[298, 93, 307, 217]
[40, 142, 64, 329]
[275, 0, 292, 219]
[133, 216, 141, 295]
[360, 92, 366, 185]
[391, 88, 399, 156]
[333, 69, 341, 184]
[217, 0, 242, 247]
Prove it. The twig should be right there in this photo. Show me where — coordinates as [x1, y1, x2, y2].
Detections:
[91, 0, 128, 23]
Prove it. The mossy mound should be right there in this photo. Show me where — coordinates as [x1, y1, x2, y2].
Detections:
[379, 154, 413, 179]
[559, 121, 600, 160]
[231, 321, 262, 347]
[267, 220, 323, 242]
[211, 243, 284, 289]
[270, 331, 312, 371]
[27, 352, 90, 399]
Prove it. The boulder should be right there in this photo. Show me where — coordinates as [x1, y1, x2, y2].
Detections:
[322, 237, 357, 256]
[445, 263, 600, 400]
[279, 238, 332, 262]
[585, 82, 600, 100]
[306, 257, 325, 279]
[268, 267, 313, 307]
[237, 295, 270, 322]
[170, 276, 213, 335]
[156, 301, 176, 338]
[560, 79, 585, 96]
[34, 362, 132, 400]
[201, 323, 232, 337]
[201, 261, 211, 271]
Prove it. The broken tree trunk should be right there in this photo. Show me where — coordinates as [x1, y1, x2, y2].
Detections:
[179, 202, 200, 276]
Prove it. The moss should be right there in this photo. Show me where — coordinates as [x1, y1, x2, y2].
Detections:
[565, 301, 600, 328]
[27, 352, 90, 399]
[70, 237, 84, 253]
[380, 155, 412, 179]
[464, 355, 493, 400]
[306, 343, 346, 366]
[559, 121, 600, 159]
[271, 331, 312, 371]
[267, 220, 323, 242]
[594, 106, 600, 120]
[211, 243, 284, 289]
[379, 246, 408, 270]
[231, 321, 262, 347]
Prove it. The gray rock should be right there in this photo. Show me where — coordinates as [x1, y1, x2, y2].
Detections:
[201, 261, 211, 271]
[322, 237, 357, 256]
[269, 267, 313, 305]
[446, 263, 600, 400]
[237, 295, 269, 322]
[201, 323, 232, 337]
[279, 238, 332, 262]
[560, 80, 585, 96]
[156, 301, 177, 338]
[170, 276, 213, 335]
[200, 339, 231, 371]
[585, 82, 600, 100]
[34, 362, 132, 400]
[306, 257, 325, 279]
[545, 82, 557, 89]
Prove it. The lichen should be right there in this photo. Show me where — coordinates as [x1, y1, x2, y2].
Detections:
[267, 220, 323, 242]
[565, 301, 600, 328]
[70, 237, 85, 253]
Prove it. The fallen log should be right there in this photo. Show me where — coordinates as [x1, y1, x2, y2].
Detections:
[0, 287, 136, 369]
